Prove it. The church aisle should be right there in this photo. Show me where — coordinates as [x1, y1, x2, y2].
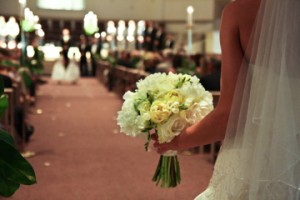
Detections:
[11, 78, 213, 200]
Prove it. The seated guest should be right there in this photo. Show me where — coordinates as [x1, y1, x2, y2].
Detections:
[195, 56, 209, 77]
[129, 50, 143, 69]
[200, 58, 221, 91]
[156, 49, 174, 73]
[172, 53, 185, 72]
[143, 52, 160, 73]
[0, 67, 34, 145]
[117, 51, 131, 68]
[164, 33, 175, 50]
[0, 46, 37, 104]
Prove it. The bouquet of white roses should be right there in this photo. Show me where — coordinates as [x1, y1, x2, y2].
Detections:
[117, 73, 213, 188]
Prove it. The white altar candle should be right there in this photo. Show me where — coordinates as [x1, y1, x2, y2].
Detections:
[187, 6, 194, 27]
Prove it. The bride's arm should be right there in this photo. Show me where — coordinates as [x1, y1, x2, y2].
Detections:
[154, 2, 245, 153]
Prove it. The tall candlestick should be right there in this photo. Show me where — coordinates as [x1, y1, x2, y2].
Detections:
[186, 6, 194, 55]
[187, 6, 194, 27]
[19, 0, 27, 65]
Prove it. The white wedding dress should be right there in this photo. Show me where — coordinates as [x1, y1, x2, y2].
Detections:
[51, 56, 66, 81]
[195, 0, 300, 199]
[65, 59, 80, 83]
[51, 56, 80, 83]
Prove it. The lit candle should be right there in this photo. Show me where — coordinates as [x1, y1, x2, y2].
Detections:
[137, 20, 145, 36]
[19, 0, 27, 7]
[187, 6, 194, 27]
[117, 20, 126, 41]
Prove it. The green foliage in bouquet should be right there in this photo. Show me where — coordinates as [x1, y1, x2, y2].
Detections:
[0, 78, 36, 197]
[176, 58, 196, 75]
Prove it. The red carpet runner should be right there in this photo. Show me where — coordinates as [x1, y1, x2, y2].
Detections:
[11, 78, 213, 200]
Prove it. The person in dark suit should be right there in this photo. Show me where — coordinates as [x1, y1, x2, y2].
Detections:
[164, 33, 175, 50]
[154, 25, 166, 51]
[60, 28, 72, 68]
[143, 21, 157, 51]
[200, 58, 221, 91]
[89, 37, 101, 76]
[78, 35, 90, 77]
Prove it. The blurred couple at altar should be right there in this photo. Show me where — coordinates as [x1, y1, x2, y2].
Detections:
[51, 52, 80, 84]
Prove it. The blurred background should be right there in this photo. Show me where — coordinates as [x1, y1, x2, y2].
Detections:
[0, 0, 230, 199]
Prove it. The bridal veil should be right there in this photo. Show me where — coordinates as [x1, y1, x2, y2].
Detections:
[198, 0, 300, 199]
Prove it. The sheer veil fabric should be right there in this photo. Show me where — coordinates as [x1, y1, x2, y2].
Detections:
[195, 0, 300, 199]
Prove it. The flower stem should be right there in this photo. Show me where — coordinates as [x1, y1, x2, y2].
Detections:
[152, 155, 181, 188]
[144, 131, 151, 151]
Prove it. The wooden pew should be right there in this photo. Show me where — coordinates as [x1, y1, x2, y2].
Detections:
[2, 88, 15, 137]
[107, 65, 148, 98]
[1, 80, 31, 151]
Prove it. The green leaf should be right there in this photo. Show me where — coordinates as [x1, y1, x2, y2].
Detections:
[178, 104, 188, 110]
[0, 60, 20, 68]
[22, 72, 33, 89]
[0, 95, 8, 117]
[0, 129, 16, 147]
[0, 139, 36, 186]
[144, 132, 151, 151]
[0, 168, 20, 197]
[0, 77, 4, 94]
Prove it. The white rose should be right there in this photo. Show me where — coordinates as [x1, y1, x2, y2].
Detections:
[181, 103, 202, 125]
[181, 102, 213, 125]
[168, 101, 180, 114]
[157, 114, 187, 143]
[150, 100, 172, 123]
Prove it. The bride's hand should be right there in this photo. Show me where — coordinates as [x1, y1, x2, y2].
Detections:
[151, 133, 180, 154]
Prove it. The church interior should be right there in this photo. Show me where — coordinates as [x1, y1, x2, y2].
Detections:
[0, 0, 230, 199]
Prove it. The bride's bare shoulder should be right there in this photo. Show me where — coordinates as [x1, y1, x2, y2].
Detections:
[222, 0, 258, 16]
[221, 1, 241, 21]
[221, 1, 240, 29]
[223, 0, 241, 12]
[222, 0, 259, 26]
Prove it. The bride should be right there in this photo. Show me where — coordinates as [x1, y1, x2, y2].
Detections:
[51, 52, 80, 84]
[154, 0, 300, 199]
